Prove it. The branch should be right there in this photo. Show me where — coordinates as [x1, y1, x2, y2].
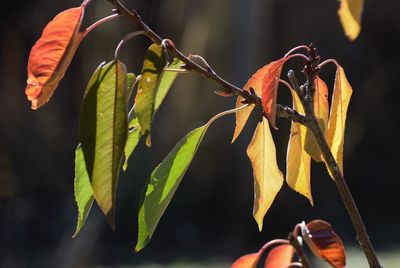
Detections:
[105, 0, 306, 125]
[288, 56, 381, 267]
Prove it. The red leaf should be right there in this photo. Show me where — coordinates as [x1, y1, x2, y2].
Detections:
[261, 58, 287, 129]
[25, 6, 85, 109]
[231, 252, 262, 268]
[264, 244, 294, 268]
[303, 220, 346, 268]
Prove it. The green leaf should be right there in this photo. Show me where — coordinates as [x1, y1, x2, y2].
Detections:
[135, 107, 246, 252]
[79, 60, 128, 229]
[123, 111, 141, 171]
[126, 72, 136, 100]
[134, 44, 166, 146]
[73, 144, 94, 238]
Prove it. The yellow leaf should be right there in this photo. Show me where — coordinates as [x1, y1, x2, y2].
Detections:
[286, 90, 313, 205]
[326, 66, 353, 176]
[338, 0, 364, 41]
[304, 77, 329, 162]
[231, 96, 255, 143]
[247, 117, 283, 231]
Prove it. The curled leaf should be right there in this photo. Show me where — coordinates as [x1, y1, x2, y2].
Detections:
[338, 0, 364, 41]
[247, 117, 283, 231]
[264, 244, 295, 268]
[325, 66, 352, 176]
[231, 252, 262, 268]
[304, 76, 329, 162]
[25, 6, 85, 109]
[286, 88, 313, 205]
[302, 220, 346, 268]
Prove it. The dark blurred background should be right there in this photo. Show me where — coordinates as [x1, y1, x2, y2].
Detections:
[1, 0, 400, 267]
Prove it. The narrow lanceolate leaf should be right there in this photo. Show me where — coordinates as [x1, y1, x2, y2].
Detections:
[338, 0, 364, 41]
[326, 66, 353, 176]
[126, 73, 137, 100]
[123, 112, 141, 171]
[134, 44, 166, 147]
[302, 220, 346, 268]
[286, 89, 313, 205]
[73, 145, 94, 238]
[261, 58, 287, 129]
[304, 76, 329, 162]
[136, 107, 243, 252]
[25, 6, 85, 109]
[264, 244, 295, 268]
[247, 117, 283, 231]
[80, 61, 128, 229]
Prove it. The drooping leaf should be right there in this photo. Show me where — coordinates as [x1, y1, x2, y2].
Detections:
[231, 252, 262, 268]
[247, 117, 283, 231]
[72, 144, 94, 238]
[80, 60, 128, 229]
[134, 44, 166, 147]
[264, 244, 295, 268]
[136, 107, 242, 252]
[25, 6, 85, 109]
[232, 96, 255, 143]
[326, 66, 353, 176]
[338, 0, 364, 41]
[261, 58, 287, 129]
[286, 88, 313, 205]
[304, 76, 329, 162]
[123, 112, 141, 171]
[302, 220, 346, 268]
[126, 72, 137, 100]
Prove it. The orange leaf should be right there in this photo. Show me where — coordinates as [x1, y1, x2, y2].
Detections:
[261, 58, 287, 129]
[247, 117, 283, 231]
[304, 76, 329, 162]
[325, 66, 352, 176]
[25, 6, 85, 109]
[303, 220, 346, 268]
[286, 87, 313, 205]
[231, 252, 262, 268]
[264, 244, 295, 268]
[338, 0, 364, 41]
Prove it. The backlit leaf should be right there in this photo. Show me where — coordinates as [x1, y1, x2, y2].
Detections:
[247, 117, 283, 231]
[136, 107, 242, 252]
[80, 60, 128, 229]
[286, 89, 313, 205]
[25, 6, 85, 109]
[304, 76, 329, 162]
[123, 112, 141, 171]
[338, 0, 364, 41]
[134, 44, 166, 147]
[261, 58, 287, 129]
[303, 220, 346, 268]
[73, 144, 94, 238]
[231, 252, 262, 268]
[326, 66, 352, 176]
[126, 72, 136, 99]
[264, 244, 295, 268]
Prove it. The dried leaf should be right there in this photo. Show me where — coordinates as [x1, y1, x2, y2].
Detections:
[261, 58, 287, 129]
[303, 220, 346, 268]
[326, 66, 353, 176]
[264, 244, 295, 268]
[286, 89, 313, 205]
[338, 0, 364, 41]
[304, 76, 329, 162]
[247, 117, 283, 231]
[25, 6, 85, 109]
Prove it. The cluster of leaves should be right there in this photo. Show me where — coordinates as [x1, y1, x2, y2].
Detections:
[232, 220, 346, 268]
[25, 0, 354, 260]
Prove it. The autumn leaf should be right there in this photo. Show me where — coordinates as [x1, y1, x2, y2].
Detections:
[286, 88, 313, 205]
[231, 252, 262, 268]
[261, 58, 287, 129]
[264, 244, 295, 268]
[136, 106, 246, 252]
[247, 117, 283, 231]
[25, 6, 85, 109]
[80, 61, 128, 229]
[326, 66, 353, 176]
[338, 0, 364, 41]
[302, 220, 346, 268]
[304, 76, 329, 162]
[232, 58, 286, 142]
